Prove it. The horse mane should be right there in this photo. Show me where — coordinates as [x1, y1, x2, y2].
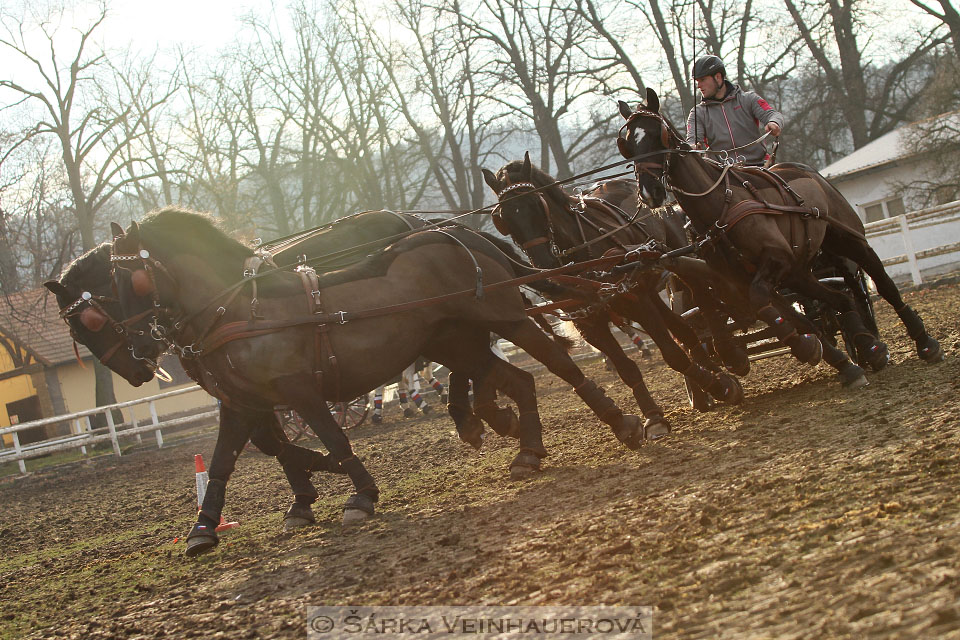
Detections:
[138, 207, 252, 256]
[128, 207, 255, 288]
[60, 243, 112, 289]
[496, 160, 571, 210]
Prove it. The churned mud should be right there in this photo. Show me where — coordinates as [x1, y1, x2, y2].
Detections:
[1, 282, 959, 639]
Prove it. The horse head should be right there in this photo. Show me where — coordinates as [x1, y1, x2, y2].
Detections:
[481, 151, 565, 268]
[109, 220, 171, 363]
[617, 88, 681, 208]
[45, 244, 159, 386]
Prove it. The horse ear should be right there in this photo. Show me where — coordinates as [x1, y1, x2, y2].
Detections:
[481, 168, 505, 193]
[44, 280, 70, 297]
[110, 222, 125, 239]
[521, 152, 532, 180]
[618, 100, 633, 120]
[645, 87, 660, 113]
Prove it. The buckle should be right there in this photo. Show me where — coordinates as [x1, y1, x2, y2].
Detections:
[334, 311, 348, 324]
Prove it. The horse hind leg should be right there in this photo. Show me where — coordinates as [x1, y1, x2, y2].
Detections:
[832, 237, 944, 363]
[785, 271, 889, 372]
[447, 370, 487, 449]
[772, 296, 868, 389]
[272, 375, 379, 525]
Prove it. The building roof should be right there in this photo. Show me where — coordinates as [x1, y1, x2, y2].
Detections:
[822, 110, 960, 180]
[0, 288, 92, 367]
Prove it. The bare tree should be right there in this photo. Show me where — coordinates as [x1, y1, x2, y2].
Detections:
[908, 0, 960, 56]
[0, 3, 168, 414]
[447, 0, 625, 178]
[784, 0, 948, 149]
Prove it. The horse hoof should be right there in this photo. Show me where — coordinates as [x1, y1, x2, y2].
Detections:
[421, 404, 432, 416]
[343, 509, 371, 525]
[403, 408, 417, 418]
[918, 336, 944, 363]
[342, 493, 375, 526]
[184, 524, 219, 557]
[486, 407, 519, 439]
[643, 415, 671, 441]
[716, 342, 750, 377]
[839, 363, 869, 389]
[860, 340, 889, 371]
[790, 333, 822, 365]
[283, 503, 316, 531]
[716, 374, 744, 405]
[509, 451, 541, 480]
[613, 414, 644, 450]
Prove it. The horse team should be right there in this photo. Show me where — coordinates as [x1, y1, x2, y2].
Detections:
[46, 93, 943, 556]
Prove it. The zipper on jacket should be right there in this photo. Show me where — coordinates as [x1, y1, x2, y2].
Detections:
[720, 103, 737, 148]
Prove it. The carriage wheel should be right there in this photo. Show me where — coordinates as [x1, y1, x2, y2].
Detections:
[276, 409, 312, 443]
[327, 394, 370, 430]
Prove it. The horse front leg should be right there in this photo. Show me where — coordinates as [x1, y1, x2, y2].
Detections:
[575, 315, 669, 442]
[273, 375, 379, 525]
[186, 405, 258, 557]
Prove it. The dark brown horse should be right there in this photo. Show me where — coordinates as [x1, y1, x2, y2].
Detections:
[617, 88, 943, 378]
[482, 155, 745, 433]
[45, 246, 348, 532]
[109, 208, 642, 555]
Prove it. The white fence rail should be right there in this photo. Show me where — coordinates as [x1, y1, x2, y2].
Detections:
[865, 200, 960, 286]
[0, 385, 217, 475]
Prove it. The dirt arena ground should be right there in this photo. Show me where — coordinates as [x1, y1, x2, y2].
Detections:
[2, 282, 959, 639]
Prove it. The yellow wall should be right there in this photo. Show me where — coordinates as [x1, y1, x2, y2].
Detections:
[0, 344, 39, 445]
[56, 359, 216, 431]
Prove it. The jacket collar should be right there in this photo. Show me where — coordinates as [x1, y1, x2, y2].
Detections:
[700, 81, 740, 104]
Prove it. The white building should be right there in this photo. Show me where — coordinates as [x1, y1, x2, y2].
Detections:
[822, 112, 960, 284]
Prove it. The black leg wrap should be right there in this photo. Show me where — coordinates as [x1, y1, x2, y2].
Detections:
[574, 379, 621, 425]
[339, 457, 379, 502]
[757, 304, 794, 340]
[198, 478, 227, 528]
[897, 305, 926, 340]
[278, 443, 339, 474]
[714, 338, 750, 376]
[478, 406, 519, 438]
[898, 305, 943, 362]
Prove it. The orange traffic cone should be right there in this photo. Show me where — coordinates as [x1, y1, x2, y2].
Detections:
[194, 454, 239, 532]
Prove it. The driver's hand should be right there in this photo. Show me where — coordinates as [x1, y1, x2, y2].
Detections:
[765, 122, 782, 137]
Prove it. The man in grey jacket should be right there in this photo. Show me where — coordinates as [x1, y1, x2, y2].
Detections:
[686, 55, 783, 166]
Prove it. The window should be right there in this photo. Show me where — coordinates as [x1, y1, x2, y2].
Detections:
[157, 357, 195, 389]
[864, 203, 885, 223]
[861, 196, 905, 223]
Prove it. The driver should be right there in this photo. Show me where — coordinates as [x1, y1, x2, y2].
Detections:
[686, 55, 783, 166]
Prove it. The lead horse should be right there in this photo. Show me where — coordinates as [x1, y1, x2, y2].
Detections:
[617, 88, 943, 373]
[482, 156, 745, 435]
[109, 209, 643, 555]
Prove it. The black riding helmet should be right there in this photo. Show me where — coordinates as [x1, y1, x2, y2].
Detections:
[692, 55, 725, 79]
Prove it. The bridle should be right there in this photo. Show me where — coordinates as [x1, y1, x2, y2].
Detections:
[492, 181, 564, 263]
[57, 289, 163, 371]
[109, 243, 195, 358]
